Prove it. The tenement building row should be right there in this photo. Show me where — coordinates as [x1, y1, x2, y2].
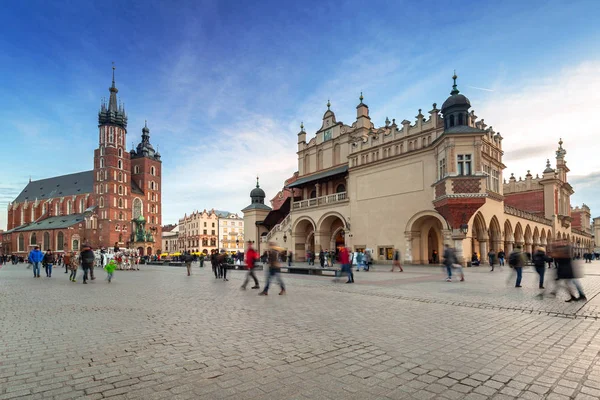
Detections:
[161, 210, 244, 255]
[1, 68, 163, 256]
[243, 75, 594, 263]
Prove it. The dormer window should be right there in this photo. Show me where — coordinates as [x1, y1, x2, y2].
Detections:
[458, 113, 464, 125]
[449, 115, 455, 127]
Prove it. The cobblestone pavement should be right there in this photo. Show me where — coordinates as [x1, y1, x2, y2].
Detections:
[1, 261, 600, 400]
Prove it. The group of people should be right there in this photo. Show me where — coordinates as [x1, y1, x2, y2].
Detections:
[26, 244, 99, 284]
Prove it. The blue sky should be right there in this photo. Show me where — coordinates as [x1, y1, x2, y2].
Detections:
[1, 0, 600, 229]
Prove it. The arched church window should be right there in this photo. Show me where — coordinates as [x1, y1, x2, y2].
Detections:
[119, 212, 123, 220]
[458, 113, 463, 125]
[449, 115, 455, 127]
[118, 160, 122, 169]
[100, 158, 105, 168]
[118, 198, 123, 208]
[57, 232, 64, 251]
[134, 165, 140, 174]
[30, 233, 37, 245]
[118, 185, 123, 195]
[118, 148, 123, 157]
[118, 172, 122, 182]
[151, 166, 155, 176]
[109, 128, 114, 143]
[99, 197, 104, 208]
[18, 234, 24, 252]
[100, 146, 105, 156]
[133, 198, 142, 219]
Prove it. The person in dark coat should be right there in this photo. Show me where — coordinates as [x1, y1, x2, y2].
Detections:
[550, 241, 586, 302]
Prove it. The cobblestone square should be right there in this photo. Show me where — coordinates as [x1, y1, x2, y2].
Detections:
[1, 262, 600, 399]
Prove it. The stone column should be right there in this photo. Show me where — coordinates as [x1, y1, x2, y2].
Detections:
[479, 240, 489, 264]
[315, 183, 321, 198]
[291, 232, 305, 261]
[506, 240, 514, 254]
[404, 232, 413, 264]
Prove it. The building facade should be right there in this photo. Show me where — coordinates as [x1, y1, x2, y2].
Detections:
[161, 224, 180, 254]
[2, 68, 163, 256]
[177, 209, 219, 253]
[244, 75, 593, 264]
[217, 212, 244, 253]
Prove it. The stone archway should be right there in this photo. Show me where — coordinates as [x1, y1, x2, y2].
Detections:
[503, 220, 514, 253]
[405, 211, 449, 264]
[137, 246, 144, 256]
[514, 223, 524, 249]
[316, 212, 347, 255]
[488, 216, 502, 259]
[470, 212, 488, 263]
[292, 217, 316, 262]
[146, 246, 152, 256]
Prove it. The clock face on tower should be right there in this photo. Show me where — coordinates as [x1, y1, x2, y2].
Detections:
[324, 129, 332, 141]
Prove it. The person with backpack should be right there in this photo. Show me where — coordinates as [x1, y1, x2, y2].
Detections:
[508, 245, 526, 287]
[79, 244, 95, 284]
[241, 241, 260, 290]
[391, 249, 403, 272]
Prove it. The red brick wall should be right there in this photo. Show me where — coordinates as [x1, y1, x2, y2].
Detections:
[571, 211, 583, 230]
[452, 178, 480, 193]
[504, 190, 545, 216]
[435, 183, 446, 198]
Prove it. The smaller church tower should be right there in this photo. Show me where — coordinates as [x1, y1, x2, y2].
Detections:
[242, 177, 271, 255]
[130, 121, 162, 256]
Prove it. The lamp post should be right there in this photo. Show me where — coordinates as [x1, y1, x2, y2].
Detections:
[283, 233, 287, 243]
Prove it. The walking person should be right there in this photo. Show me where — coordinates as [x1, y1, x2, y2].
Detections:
[533, 246, 549, 290]
[241, 241, 260, 290]
[340, 246, 354, 283]
[259, 243, 286, 296]
[79, 244, 95, 284]
[218, 250, 228, 281]
[356, 250, 364, 271]
[508, 245, 526, 288]
[184, 251, 193, 276]
[211, 250, 219, 279]
[550, 240, 587, 302]
[65, 252, 78, 282]
[28, 246, 43, 278]
[488, 249, 496, 271]
[287, 251, 293, 267]
[497, 249, 505, 267]
[43, 249, 54, 277]
[391, 249, 403, 272]
[443, 244, 456, 282]
[104, 259, 117, 283]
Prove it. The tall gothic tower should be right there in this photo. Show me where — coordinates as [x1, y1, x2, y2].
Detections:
[94, 66, 131, 248]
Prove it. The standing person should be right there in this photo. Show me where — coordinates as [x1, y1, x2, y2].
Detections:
[497, 249, 505, 267]
[550, 240, 587, 302]
[488, 249, 496, 271]
[199, 253, 205, 268]
[319, 249, 325, 268]
[391, 249, 403, 272]
[364, 250, 372, 271]
[104, 259, 117, 283]
[259, 243, 286, 296]
[339, 246, 354, 283]
[28, 246, 43, 278]
[287, 251, 293, 267]
[533, 246, 549, 290]
[184, 251, 193, 276]
[43, 249, 54, 278]
[78, 244, 95, 284]
[211, 250, 219, 279]
[508, 245, 526, 288]
[241, 241, 260, 290]
[65, 252, 77, 282]
[442, 244, 456, 282]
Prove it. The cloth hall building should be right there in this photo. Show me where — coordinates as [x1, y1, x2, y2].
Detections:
[2, 68, 163, 256]
[243, 75, 594, 264]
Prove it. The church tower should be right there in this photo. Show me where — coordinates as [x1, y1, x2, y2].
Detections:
[94, 65, 131, 248]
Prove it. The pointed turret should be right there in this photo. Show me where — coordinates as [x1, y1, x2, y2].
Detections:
[98, 64, 128, 129]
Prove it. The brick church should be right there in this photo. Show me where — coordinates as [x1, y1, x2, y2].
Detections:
[2, 67, 163, 256]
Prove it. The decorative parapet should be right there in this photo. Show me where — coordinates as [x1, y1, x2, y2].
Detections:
[266, 213, 292, 240]
[292, 192, 348, 210]
[504, 205, 552, 226]
[572, 227, 592, 238]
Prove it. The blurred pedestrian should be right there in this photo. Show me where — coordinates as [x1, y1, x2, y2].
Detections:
[104, 259, 117, 283]
[391, 249, 403, 272]
[508, 246, 526, 287]
[218, 250, 228, 281]
[241, 241, 260, 290]
[66, 252, 78, 282]
[340, 246, 353, 283]
[533, 246, 550, 290]
[79, 244, 95, 284]
[488, 249, 496, 271]
[442, 244, 456, 282]
[259, 243, 286, 296]
[184, 251, 193, 276]
[550, 240, 587, 302]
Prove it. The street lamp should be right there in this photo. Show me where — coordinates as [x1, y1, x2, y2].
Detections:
[283, 233, 287, 243]
[460, 224, 469, 235]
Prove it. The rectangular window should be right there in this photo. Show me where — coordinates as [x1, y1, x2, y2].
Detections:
[492, 170, 500, 193]
[204, 222, 207, 227]
[212, 223, 215, 227]
[457, 154, 472, 176]
[212, 230, 215, 235]
[438, 158, 446, 180]
[203, 229, 207, 235]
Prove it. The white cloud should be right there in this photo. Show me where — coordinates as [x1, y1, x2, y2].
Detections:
[477, 60, 600, 213]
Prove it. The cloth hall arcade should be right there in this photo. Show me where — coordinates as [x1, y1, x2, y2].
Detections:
[243, 75, 593, 264]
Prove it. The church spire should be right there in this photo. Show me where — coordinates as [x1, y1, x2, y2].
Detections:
[108, 63, 119, 112]
[99, 63, 127, 128]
